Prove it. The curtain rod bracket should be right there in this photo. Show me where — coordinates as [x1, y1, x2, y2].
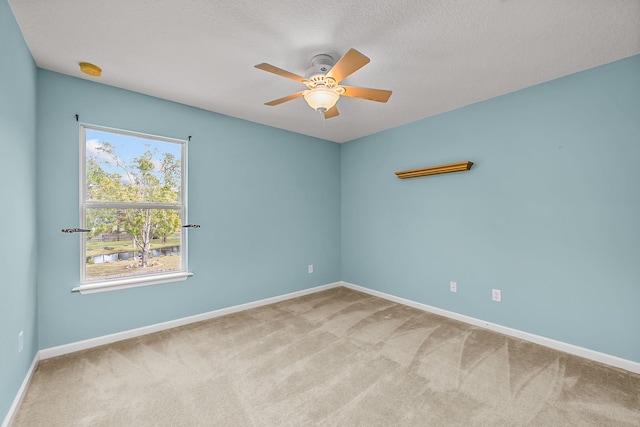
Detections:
[61, 228, 90, 233]
[75, 114, 79, 122]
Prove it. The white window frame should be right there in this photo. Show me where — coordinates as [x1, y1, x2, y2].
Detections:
[73, 124, 191, 295]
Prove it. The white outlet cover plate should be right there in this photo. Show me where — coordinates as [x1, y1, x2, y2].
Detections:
[492, 289, 501, 302]
[450, 281, 457, 292]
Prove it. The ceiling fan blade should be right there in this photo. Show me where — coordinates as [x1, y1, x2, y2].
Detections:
[264, 92, 304, 106]
[326, 49, 370, 83]
[327, 49, 370, 83]
[255, 63, 307, 83]
[324, 106, 339, 119]
[340, 86, 392, 103]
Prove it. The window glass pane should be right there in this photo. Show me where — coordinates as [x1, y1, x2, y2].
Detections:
[85, 128, 182, 204]
[84, 208, 183, 282]
[81, 125, 187, 288]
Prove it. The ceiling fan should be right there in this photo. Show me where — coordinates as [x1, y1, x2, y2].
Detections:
[255, 48, 392, 119]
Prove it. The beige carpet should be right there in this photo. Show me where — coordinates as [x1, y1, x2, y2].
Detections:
[13, 287, 640, 426]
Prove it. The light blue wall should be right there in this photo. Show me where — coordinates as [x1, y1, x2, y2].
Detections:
[36, 70, 341, 349]
[342, 55, 640, 362]
[0, 0, 38, 421]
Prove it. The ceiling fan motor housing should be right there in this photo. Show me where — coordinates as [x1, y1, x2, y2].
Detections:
[305, 54, 334, 80]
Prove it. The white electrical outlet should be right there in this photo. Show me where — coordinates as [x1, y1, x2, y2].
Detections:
[492, 289, 501, 302]
[18, 331, 24, 353]
[308, 264, 313, 274]
[450, 281, 457, 293]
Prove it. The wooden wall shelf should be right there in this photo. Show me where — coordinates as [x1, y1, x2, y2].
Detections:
[395, 161, 473, 179]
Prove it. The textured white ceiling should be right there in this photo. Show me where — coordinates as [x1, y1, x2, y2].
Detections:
[8, 0, 640, 143]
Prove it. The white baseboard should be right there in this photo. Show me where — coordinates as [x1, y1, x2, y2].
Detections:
[341, 281, 640, 374]
[2, 352, 40, 427]
[37, 280, 640, 373]
[39, 281, 342, 360]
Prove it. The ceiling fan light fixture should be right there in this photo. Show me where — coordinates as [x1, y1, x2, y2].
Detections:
[303, 87, 340, 113]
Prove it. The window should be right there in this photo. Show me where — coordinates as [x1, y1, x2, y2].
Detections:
[75, 124, 190, 294]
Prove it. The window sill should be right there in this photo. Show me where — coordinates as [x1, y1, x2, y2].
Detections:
[72, 272, 193, 295]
